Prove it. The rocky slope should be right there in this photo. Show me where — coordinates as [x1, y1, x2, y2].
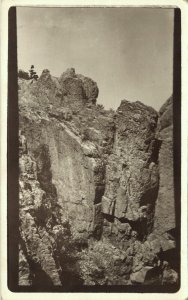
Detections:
[18, 69, 178, 287]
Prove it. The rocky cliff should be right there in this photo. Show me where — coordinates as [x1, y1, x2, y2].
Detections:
[18, 69, 178, 287]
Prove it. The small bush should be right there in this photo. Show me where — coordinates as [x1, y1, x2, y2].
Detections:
[97, 104, 104, 110]
[29, 65, 39, 80]
[18, 69, 30, 80]
[81, 129, 90, 141]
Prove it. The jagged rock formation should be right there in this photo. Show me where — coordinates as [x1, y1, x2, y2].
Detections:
[102, 100, 159, 241]
[18, 69, 178, 287]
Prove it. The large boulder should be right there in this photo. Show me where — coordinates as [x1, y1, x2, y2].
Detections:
[59, 68, 99, 108]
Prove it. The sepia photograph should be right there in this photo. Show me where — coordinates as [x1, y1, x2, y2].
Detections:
[3, 2, 185, 297]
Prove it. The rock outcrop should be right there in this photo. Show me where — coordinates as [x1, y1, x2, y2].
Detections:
[102, 100, 159, 242]
[18, 69, 179, 287]
[154, 96, 175, 234]
[19, 131, 85, 287]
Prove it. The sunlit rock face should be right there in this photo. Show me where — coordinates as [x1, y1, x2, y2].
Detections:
[18, 69, 178, 287]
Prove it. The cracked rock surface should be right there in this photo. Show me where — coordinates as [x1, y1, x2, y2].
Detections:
[18, 69, 178, 287]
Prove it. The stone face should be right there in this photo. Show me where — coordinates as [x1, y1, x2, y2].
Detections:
[102, 100, 159, 240]
[18, 69, 178, 287]
[19, 134, 62, 286]
[154, 96, 175, 235]
[77, 73, 99, 104]
[19, 132, 83, 287]
[59, 68, 99, 107]
[19, 68, 114, 243]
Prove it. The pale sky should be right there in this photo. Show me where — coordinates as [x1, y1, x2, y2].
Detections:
[17, 7, 174, 110]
